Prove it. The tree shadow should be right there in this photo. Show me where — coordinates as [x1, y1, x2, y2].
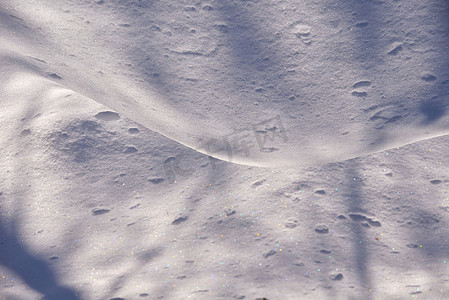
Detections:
[331, 2, 449, 293]
[0, 66, 81, 299]
[0, 218, 80, 300]
[417, 1, 449, 125]
[420, 98, 447, 124]
[335, 0, 449, 145]
[343, 160, 372, 297]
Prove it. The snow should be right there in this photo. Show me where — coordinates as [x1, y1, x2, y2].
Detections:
[1, 0, 449, 299]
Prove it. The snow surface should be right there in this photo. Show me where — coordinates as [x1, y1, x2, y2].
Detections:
[1, 0, 449, 299]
